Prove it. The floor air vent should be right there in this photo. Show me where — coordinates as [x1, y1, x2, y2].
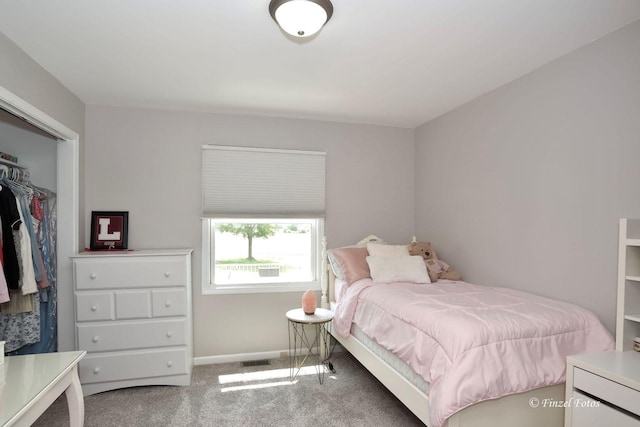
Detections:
[242, 359, 271, 367]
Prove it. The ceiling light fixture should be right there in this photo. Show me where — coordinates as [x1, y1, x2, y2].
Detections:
[269, 0, 333, 38]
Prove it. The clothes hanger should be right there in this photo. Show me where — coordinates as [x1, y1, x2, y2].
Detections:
[4, 176, 34, 196]
[30, 184, 47, 199]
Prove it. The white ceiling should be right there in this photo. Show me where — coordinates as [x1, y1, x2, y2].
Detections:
[1, 1, 639, 128]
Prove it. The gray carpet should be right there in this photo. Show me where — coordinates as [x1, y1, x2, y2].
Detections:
[33, 352, 424, 426]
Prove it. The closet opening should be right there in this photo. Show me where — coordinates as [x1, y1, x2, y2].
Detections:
[0, 107, 58, 354]
[0, 86, 79, 353]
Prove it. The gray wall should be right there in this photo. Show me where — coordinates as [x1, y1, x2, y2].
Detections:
[0, 109, 58, 189]
[0, 30, 85, 243]
[85, 106, 415, 357]
[0, 32, 85, 135]
[0, 31, 85, 351]
[414, 19, 640, 333]
[6, 15, 638, 357]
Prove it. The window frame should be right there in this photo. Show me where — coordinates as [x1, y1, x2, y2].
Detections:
[201, 218, 324, 295]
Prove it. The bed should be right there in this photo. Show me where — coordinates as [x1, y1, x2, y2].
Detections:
[320, 236, 614, 427]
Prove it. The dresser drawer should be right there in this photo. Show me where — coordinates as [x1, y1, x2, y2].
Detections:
[152, 289, 187, 317]
[115, 290, 151, 319]
[79, 348, 189, 384]
[571, 390, 640, 427]
[77, 319, 187, 352]
[574, 367, 640, 415]
[76, 292, 114, 322]
[75, 256, 187, 289]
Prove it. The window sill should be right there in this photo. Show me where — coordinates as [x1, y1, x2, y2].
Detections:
[202, 281, 321, 295]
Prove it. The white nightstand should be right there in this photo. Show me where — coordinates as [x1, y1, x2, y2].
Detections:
[565, 351, 640, 427]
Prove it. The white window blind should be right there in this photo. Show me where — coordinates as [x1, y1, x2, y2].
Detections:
[202, 145, 326, 218]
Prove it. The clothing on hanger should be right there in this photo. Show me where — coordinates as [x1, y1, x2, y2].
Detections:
[0, 162, 57, 354]
[0, 184, 22, 290]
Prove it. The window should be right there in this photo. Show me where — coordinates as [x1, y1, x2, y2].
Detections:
[201, 145, 325, 294]
[202, 218, 324, 293]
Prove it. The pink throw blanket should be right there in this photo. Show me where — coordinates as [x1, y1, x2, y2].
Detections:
[334, 280, 614, 427]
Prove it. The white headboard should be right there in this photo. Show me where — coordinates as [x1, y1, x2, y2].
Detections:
[320, 235, 418, 309]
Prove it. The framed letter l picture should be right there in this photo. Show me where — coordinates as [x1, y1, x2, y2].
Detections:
[90, 211, 129, 250]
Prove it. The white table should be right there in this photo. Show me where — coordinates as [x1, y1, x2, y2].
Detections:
[1, 351, 86, 427]
[286, 308, 334, 384]
[565, 351, 640, 427]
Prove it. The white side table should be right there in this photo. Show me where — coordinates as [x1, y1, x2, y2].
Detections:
[286, 308, 334, 384]
[1, 350, 86, 427]
[565, 351, 640, 427]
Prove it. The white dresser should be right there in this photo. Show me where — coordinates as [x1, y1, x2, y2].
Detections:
[71, 249, 193, 396]
[565, 351, 640, 426]
[564, 219, 640, 426]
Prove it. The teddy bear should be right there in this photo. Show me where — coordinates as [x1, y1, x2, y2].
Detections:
[408, 241, 461, 282]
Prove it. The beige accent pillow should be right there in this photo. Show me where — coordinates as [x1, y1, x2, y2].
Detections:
[366, 255, 431, 284]
[366, 243, 410, 257]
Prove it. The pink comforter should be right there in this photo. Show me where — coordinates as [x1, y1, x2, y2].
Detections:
[334, 279, 614, 427]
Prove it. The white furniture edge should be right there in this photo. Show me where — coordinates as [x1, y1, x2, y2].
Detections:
[565, 350, 640, 426]
[617, 218, 628, 351]
[79, 373, 190, 397]
[321, 236, 564, 427]
[616, 218, 640, 351]
[3, 351, 86, 427]
[70, 248, 194, 258]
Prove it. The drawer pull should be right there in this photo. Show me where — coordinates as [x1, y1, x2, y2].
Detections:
[164, 272, 171, 278]
[165, 301, 172, 308]
[92, 336, 100, 343]
[90, 304, 98, 312]
[93, 367, 101, 374]
[90, 273, 97, 279]
[166, 331, 173, 338]
[167, 361, 173, 368]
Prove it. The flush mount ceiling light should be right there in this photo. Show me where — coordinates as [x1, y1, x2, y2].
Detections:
[269, 0, 333, 38]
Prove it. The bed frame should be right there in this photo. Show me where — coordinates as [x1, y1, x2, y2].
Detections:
[320, 237, 564, 427]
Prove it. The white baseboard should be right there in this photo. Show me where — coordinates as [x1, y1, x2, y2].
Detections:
[193, 344, 344, 366]
[194, 350, 288, 366]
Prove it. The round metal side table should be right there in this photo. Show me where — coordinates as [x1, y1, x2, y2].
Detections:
[286, 307, 334, 384]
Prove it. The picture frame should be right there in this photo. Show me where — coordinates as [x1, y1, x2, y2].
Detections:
[90, 211, 129, 250]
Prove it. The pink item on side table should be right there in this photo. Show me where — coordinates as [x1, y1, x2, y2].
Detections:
[302, 289, 317, 314]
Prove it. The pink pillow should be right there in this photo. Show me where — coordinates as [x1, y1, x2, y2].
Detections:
[328, 247, 370, 285]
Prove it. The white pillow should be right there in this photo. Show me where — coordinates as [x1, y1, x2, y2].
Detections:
[366, 256, 431, 284]
[366, 243, 410, 257]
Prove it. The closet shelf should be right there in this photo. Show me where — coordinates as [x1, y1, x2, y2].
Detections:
[624, 313, 640, 323]
[626, 276, 640, 282]
[0, 158, 26, 169]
